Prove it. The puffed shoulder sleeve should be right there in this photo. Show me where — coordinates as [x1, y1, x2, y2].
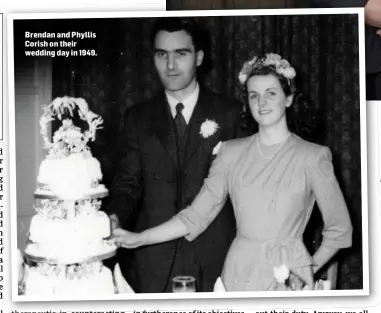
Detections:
[307, 146, 353, 249]
[174, 142, 230, 241]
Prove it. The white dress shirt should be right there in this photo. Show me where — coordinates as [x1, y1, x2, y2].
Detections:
[166, 83, 200, 124]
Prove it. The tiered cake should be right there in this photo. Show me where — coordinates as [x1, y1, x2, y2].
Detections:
[22, 97, 117, 296]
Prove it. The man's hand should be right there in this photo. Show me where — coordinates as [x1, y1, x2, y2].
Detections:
[109, 214, 121, 232]
[111, 228, 144, 249]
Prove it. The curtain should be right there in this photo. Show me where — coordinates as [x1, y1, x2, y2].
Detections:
[14, 14, 361, 289]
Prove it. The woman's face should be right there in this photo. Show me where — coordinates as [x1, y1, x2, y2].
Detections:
[247, 74, 293, 128]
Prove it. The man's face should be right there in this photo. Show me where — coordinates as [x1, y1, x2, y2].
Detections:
[153, 30, 204, 93]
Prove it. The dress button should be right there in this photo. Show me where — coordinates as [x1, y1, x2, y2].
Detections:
[234, 279, 239, 284]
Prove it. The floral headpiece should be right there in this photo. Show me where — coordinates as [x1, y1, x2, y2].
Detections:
[238, 53, 296, 85]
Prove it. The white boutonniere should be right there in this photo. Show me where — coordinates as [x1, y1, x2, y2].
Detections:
[212, 141, 222, 155]
[200, 119, 219, 138]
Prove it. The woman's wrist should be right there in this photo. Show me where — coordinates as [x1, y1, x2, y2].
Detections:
[139, 229, 150, 246]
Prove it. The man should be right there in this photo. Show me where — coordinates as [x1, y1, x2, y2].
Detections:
[310, 0, 381, 100]
[107, 17, 243, 293]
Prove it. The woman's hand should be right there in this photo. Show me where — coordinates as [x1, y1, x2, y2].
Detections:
[112, 228, 144, 249]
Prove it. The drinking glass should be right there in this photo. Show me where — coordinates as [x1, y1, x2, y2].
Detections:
[172, 276, 196, 293]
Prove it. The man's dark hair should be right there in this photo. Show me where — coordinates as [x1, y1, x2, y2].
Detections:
[150, 17, 204, 52]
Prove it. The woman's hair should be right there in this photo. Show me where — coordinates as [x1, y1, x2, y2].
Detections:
[240, 62, 319, 141]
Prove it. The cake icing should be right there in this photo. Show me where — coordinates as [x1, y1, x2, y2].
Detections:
[36, 97, 106, 199]
[37, 153, 105, 199]
[26, 199, 114, 263]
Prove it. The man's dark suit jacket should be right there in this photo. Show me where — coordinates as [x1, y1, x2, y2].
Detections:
[107, 87, 243, 293]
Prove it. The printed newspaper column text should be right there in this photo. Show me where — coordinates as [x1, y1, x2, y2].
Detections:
[0, 147, 3, 300]
[24, 31, 97, 57]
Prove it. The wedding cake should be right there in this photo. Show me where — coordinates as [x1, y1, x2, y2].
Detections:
[22, 97, 117, 296]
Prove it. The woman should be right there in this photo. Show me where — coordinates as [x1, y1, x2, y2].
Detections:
[112, 53, 353, 291]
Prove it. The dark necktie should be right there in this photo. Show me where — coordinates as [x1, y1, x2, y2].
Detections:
[174, 103, 187, 139]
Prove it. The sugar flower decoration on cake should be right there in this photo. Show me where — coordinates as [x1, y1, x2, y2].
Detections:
[36, 261, 102, 280]
[40, 96, 103, 158]
[200, 119, 219, 138]
[238, 53, 296, 85]
[79, 199, 101, 216]
[35, 200, 67, 220]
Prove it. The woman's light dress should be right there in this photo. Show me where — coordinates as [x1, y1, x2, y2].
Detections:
[176, 133, 352, 291]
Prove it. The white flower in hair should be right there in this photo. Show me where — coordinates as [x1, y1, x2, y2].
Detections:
[200, 119, 219, 138]
[279, 59, 290, 68]
[269, 53, 282, 61]
[278, 67, 296, 79]
[263, 53, 282, 66]
[248, 56, 257, 65]
[238, 73, 248, 84]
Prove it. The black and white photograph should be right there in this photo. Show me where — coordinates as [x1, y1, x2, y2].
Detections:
[9, 9, 367, 301]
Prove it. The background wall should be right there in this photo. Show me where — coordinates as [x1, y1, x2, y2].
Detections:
[14, 58, 51, 250]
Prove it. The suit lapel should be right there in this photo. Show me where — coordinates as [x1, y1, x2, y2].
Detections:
[184, 89, 217, 165]
[152, 93, 179, 169]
